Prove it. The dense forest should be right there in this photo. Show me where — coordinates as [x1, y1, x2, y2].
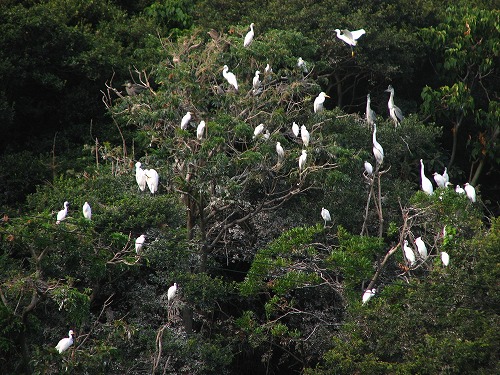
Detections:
[0, 0, 499, 373]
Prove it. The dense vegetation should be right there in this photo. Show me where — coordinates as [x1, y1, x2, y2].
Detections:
[0, 1, 498, 374]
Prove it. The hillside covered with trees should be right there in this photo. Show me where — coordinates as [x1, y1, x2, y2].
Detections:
[0, 0, 499, 373]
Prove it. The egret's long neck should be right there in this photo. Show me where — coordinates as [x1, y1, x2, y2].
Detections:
[388, 91, 394, 108]
[421, 162, 425, 177]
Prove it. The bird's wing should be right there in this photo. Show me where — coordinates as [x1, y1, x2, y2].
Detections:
[341, 29, 354, 41]
[394, 106, 404, 121]
[351, 29, 366, 40]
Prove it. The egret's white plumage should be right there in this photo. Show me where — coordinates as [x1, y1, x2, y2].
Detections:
[420, 159, 434, 195]
[433, 172, 446, 188]
[263, 130, 270, 140]
[415, 236, 428, 259]
[385, 85, 404, 127]
[180, 111, 191, 130]
[243, 23, 254, 47]
[252, 70, 261, 91]
[362, 288, 376, 305]
[364, 161, 373, 176]
[265, 64, 272, 74]
[292, 122, 300, 137]
[366, 94, 376, 128]
[300, 125, 310, 147]
[253, 123, 264, 139]
[55, 330, 74, 354]
[455, 185, 465, 194]
[321, 207, 331, 226]
[298, 150, 307, 171]
[197, 120, 206, 140]
[441, 251, 450, 267]
[145, 168, 159, 194]
[442, 167, 449, 184]
[314, 92, 330, 113]
[222, 65, 238, 91]
[135, 162, 147, 192]
[276, 142, 284, 161]
[135, 234, 145, 254]
[167, 283, 178, 301]
[464, 183, 476, 202]
[82, 202, 92, 220]
[56, 201, 69, 224]
[297, 57, 308, 73]
[372, 124, 384, 166]
[335, 28, 366, 46]
[403, 240, 416, 266]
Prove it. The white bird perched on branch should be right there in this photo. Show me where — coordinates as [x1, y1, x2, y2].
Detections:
[297, 57, 308, 73]
[442, 167, 449, 184]
[56, 201, 69, 224]
[433, 172, 446, 188]
[420, 159, 434, 195]
[222, 65, 238, 91]
[298, 150, 307, 171]
[292, 122, 300, 137]
[276, 142, 284, 161]
[55, 330, 74, 354]
[135, 162, 147, 192]
[197, 120, 206, 140]
[300, 125, 310, 147]
[82, 202, 92, 220]
[252, 70, 261, 92]
[441, 251, 450, 266]
[415, 236, 428, 259]
[385, 85, 404, 127]
[167, 283, 178, 301]
[366, 93, 376, 128]
[314, 92, 330, 113]
[335, 28, 366, 56]
[145, 169, 159, 194]
[464, 183, 476, 202]
[455, 185, 465, 194]
[362, 288, 376, 305]
[372, 124, 384, 166]
[180, 111, 191, 130]
[135, 234, 145, 254]
[243, 23, 254, 47]
[253, 123, 265, 139]
[321, 207, 331, 226]
[403, 240, 416, 266]
[364, 161, 373, 176]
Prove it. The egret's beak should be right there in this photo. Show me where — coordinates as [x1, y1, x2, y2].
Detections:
[325, 94, 331, 98]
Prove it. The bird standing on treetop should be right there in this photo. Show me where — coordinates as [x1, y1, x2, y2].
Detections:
[441, 251, 450, 266]
[55, 330, 74, 354]
[433, 172, 446, 188]
[299, 150, 307, 171]
[145, 169, 159, 194]
[442, 167, 449, 184]
[464, 183, 476, 202]
[420, 159, 434, 195]
[455, 185, 465, 194]
[253, 123, 265, 139]
[300, 125, 310, 147]
[180, 111, 191, 130]
[372, 124, 384, 166]
[135, 234, 145, 254]
[135, 162, 147, 192]
[56, 201, 69, 224]
[197, 120, 206, 140]
[364, 161, 373, 176]
[222, 65, 238, 91]
[403, 240, 416, 266]
[252, 70, 261, 94]
[335, 28, 366, 56]
[276, 142, 284, 161]
[362, 288, 376, 305]
[82, 202, 92, 220]
[385, 85, 404, 127]
[297, 57, 308, 73]
[168, 283, 178, 301]
[314, 92, 330, 113]
[321, 207, 331, 226]
[243, 23, 254, 47]
[415, 236, 428, 259]
[292, 122, 300, 137]
[366, 94, 376, 129]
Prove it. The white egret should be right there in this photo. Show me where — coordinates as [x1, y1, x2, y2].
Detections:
[335, 28, 366, 56]
[265, 63, 272, 74]
[372, 124, 384, 166]
[135, 234, 145, 254]
[135, 162, 147, 192]
[442, 167, 449, 184]
[276, 142, 284, 161]
[145, 168, 159, 194]
[292, 122, 300, 137]
[420, 159, 434, 195]
[253, 123, 265, 139]
[243, 23, 254, 47]
[441, 251, 450, 267]
[300, 125, 310, 147]
[321, 207, 331, 226]
[403, 240, 416, 266]
[362, 288, 376, 305]
[222, 65, 238, 91]
[56, 201, 69, 224]
[252, 70, 261, 92]
[415, 236, 428, 259]
[55, 330, 74, 354]
[464, 183, 476, 202]
[82, 202, 92, 220]
[314, 92, 330, 113]
[366, 94, 376, 128]
[455, 185, 465, 194]
[263, 130, 270, 140]
[180, 111, 191, 130]
[167, 282, 178, 301]
[364, 161, 373, 176]
[297, 57, 308, 73]
[298, 150, 307, 171]
[197, 120, 206, 140]
[433, 172, 446, 188]
[384, 85, 404, 127]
